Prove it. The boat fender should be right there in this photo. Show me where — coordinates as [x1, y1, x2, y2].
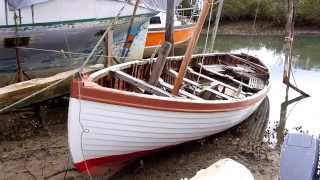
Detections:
[190, 158, 254, 180]
[280, 133, 320, 180]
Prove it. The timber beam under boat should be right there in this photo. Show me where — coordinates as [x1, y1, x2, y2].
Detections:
[0, 65, 103, 112]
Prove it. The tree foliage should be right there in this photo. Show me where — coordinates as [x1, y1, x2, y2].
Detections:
[181, 0, 320, 26]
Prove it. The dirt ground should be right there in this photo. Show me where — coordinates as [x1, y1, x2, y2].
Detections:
[0, 98, 280, 180]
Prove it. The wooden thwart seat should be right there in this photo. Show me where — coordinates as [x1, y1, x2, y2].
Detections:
[158, 79, 203, 100]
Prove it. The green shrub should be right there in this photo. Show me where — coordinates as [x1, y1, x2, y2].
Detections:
[186, 0, 320, 27]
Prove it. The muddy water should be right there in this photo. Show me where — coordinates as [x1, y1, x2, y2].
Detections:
[198, 35, 320, 145]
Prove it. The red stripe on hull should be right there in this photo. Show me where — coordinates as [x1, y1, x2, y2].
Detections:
[74, 148, 163, 176]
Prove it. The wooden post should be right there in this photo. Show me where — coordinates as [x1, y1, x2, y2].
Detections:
[171, 0, 212, 96]
[148, 42, 172, 85]
[283, 0, 309, 97]
[15, 47, 24, 82]
[283, 0, 294, 86]
[104, 30, 113, 67]
[165, 0, 175, 56]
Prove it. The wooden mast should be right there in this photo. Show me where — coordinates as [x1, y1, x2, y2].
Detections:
[165, 0, 175, 56]
[171, 0, 212, 96]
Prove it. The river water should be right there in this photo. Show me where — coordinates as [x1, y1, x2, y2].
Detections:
[198, 35, 320, 145]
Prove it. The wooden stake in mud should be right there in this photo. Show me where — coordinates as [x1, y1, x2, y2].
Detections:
[171, 0, 212, 96]
[165, 0, 175, 56]
[282, 0, 309, 98]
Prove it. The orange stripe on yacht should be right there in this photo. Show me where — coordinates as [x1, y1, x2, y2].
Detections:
[145, 26, 194, 47]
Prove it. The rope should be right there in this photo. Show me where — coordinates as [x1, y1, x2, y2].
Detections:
[191, 0, 213, 89]
[0, 6, 124, 113]
[209, 0, 224, 52]
[17, 47, 135, 61]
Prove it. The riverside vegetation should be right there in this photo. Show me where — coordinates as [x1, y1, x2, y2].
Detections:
[182, 0, 320, 27]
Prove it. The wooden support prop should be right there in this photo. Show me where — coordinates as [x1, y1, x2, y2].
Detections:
[112, 70, 172, 97]
[172, 0, 212, 96]
[148, 42, 172, 85]
[165, 0, 175, 56]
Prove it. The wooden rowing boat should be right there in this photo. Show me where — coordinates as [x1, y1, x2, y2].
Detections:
[68, 0, 270, 176]
[68, 52, 270, 176]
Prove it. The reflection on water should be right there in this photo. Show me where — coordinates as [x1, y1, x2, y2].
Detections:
[198, 35, 320, 145]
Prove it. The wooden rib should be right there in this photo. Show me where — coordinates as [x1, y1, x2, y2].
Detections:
[167, 69, 233, 100]
[111, 70, 172, 97]
[197, 63, 254, 90]
[158, 79, 203, 100]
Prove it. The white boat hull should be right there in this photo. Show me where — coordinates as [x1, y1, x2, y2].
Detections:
[68, 97, 263, 175]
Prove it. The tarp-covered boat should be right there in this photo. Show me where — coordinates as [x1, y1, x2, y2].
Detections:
[0, 0, 157, 87]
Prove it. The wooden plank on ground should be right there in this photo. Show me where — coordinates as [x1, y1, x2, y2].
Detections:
[0, 65, 103, 111]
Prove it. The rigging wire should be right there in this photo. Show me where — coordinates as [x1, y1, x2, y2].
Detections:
[209, 0, 224, 52]
[16, 47, 135, 61]
[195, 0, 223, 86]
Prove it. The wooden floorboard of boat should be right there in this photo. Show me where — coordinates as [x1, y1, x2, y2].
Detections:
[197, 63, 255, 90]
[158, 79, 203, 100]
[167, 69, 233, 100]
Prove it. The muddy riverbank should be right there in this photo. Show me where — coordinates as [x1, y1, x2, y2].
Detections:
[0, 97, 280, 179]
